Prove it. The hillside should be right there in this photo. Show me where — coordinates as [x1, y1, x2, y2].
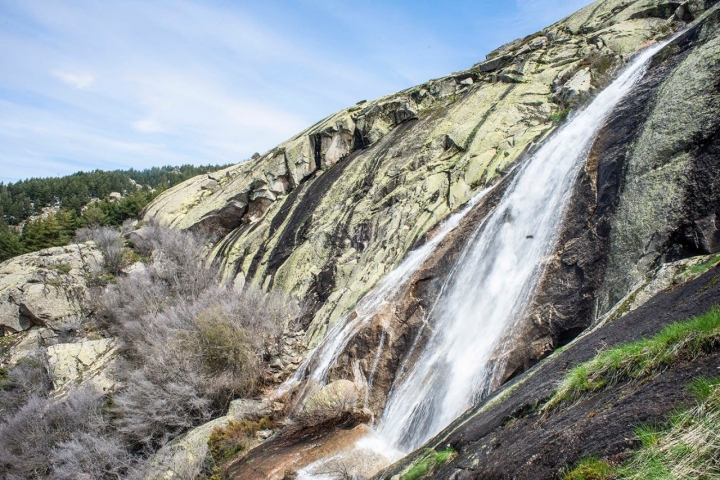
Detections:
[0, 164, 229, 261]
[1, 0, 719, 479]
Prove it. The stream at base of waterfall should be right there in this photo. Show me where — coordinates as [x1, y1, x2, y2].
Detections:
[282, 38, 672, 480]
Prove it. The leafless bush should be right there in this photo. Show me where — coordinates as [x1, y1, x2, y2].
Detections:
[76, 226, 125, 274]
[94, 224, 216, 331]
[6, 222, 304, 471]
[112, 360, 214, 451]
[112, 285, 293, 452]
[96, 270, 170, 329]
[0, 387, 133, 479]
[0, 355, 52, 417]
[120, 218, 137, 236]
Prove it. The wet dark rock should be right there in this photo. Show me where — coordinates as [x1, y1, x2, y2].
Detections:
[376, 265, 720, 479]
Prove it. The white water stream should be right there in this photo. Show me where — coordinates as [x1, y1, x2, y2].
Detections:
[288, 39, 670, 478]
[379, 41, 668, 451]
[278, 181, 498, 403]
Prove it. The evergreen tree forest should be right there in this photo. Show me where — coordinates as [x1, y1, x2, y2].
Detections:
[0, 164, 229, 262]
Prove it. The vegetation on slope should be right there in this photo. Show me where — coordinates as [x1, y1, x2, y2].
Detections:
[0, 164, 230, 262]
[0, 222, 301, 479]
[546, 307, 720, 411]
[401, 447, 457, 480]
[0, 165, 227, 225]
[563, 377, 720, 480]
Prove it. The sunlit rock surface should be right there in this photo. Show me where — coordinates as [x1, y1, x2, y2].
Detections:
[0, 242, 103, 334]
[145, 0, 684, 348]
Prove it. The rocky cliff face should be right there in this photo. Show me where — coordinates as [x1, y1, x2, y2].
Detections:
[374, 3, 720, 478]
[0, 243, 118, 394]
[0, 243, 102, 335]
[137, 1, 720, 478]
[142, 0, 720, 422]
[144, 0, 697, 347]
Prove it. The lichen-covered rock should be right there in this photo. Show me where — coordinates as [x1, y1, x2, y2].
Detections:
[144, 0, 686, 348]
[145, 398, 274, 480]
[559, 68, 594, 101]
[145, 415, 229, 480]
[598, 6, 720, 311]
[46, 338, 117, 394]
[0, 243, 103, 334]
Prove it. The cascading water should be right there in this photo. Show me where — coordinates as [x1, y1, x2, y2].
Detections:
[288, 38, 671, 479]
[378, 39, 670, 451]
[277, 181, 498, 404]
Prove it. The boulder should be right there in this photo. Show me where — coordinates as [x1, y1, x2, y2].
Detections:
[559, 68, 593, 102]
[303, 379, 359, 414]
[145, 398, 273, 480]
[227, 398, 272, 418]
[0, 243, 103, 334]
[46, 338, 118, 393]
[145, 415, 230, 480]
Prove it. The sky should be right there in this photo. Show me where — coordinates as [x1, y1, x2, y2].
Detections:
[0, 0, 591, 183]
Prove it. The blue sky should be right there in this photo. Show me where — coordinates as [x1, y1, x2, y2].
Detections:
[0, 0, 591, 183]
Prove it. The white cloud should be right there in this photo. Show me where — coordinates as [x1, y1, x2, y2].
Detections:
[132, 118, 166, 133]
[0, 0, 597, 182]
[51, 70, 95, 89]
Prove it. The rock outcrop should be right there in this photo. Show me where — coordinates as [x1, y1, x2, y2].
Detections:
[144, 0, 691, 348]
[145, 399, 273, 480]
[0, 243, 119, 394]
[0, 242, 103, 334]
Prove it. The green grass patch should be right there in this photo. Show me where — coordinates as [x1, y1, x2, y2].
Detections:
[551, 107, 570, 125]
[616, 379, 720, 479]
[563, 457, 614, 480]
[208, 417, 275, 466]
[545, 306, 720, 411]
[562, 377, 720, 479]
[687, 254, 720, 276]
[688, 376, 720, 402]
[46, 278, 63, 287]
[47, 262, 72, 274]
[402, 447, 457, 480]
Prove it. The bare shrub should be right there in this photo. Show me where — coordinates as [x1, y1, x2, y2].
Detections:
[0, 355, 52, 417]
[94, 224, 216, 332]
[207, 416, 276, 466]
[0, 387, 132, 479]
[96, 270, 170, 330]
[112, 285, 293, 452]
[112, 360, 215, 451]
[1, 220, 303, 477]
[120, 218, 137, 236]
[76, 226, 126, 274]
[146, 225, 216, 299]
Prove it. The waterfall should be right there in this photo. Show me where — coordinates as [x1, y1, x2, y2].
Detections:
[277, 180, 499, 404]
[377, 40, 670, 451]
[285, 39, 672, 480]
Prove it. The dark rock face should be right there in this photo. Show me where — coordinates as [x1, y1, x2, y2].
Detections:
[374, 8, 720, 477]
[502, 4, 720, 387]
[376, 264, 720, 480]
[597, 8, 720, 311]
